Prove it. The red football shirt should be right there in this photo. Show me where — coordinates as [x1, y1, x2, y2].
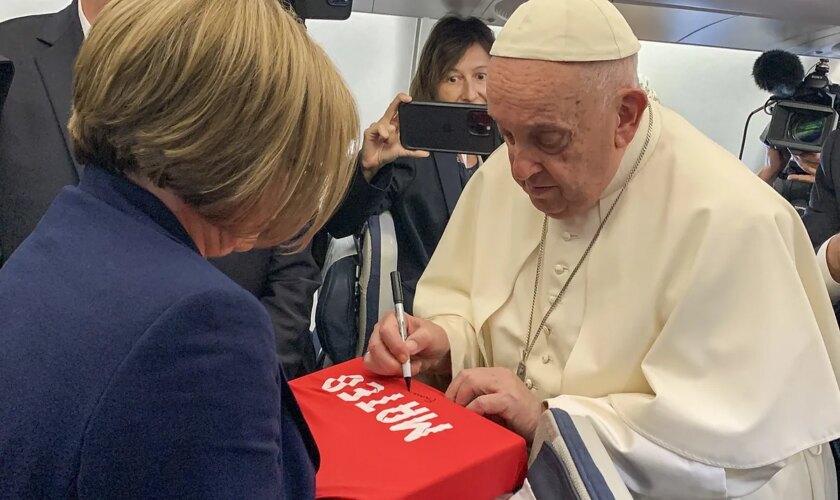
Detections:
[290, 359, 527, 500]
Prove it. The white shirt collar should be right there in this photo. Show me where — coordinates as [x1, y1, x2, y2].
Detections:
[78, 1, 92, 38]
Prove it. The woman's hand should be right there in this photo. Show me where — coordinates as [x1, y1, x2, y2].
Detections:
[360, 93, 429, 181]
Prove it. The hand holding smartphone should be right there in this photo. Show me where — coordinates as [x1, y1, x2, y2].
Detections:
[359, 94, 430, 181]
[398, 101, 502, 156]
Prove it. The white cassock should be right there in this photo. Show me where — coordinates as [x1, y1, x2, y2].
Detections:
[414, 100, 840, 499]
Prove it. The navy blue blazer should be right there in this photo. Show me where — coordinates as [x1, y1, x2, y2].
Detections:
[0, 166, 318, 499]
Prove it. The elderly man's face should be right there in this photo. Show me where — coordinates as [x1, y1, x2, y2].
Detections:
[488, 57, 630, 219]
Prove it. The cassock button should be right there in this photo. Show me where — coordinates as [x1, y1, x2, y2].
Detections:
[562, 231, 573, 241]
[554, 264, 569, 274]
[545, 326, 552, 337]
[525, 379, 534, 390]
[542, 355, 551, 364]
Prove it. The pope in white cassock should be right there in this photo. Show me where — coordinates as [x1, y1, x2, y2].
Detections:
[364, 0, 840, 497]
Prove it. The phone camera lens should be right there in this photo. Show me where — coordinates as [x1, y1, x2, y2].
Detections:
[468, 110, 493, 137]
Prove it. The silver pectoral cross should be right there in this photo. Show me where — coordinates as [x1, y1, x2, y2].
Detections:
[516, 355, 527, 381]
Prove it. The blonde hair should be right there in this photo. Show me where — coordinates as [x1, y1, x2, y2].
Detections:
[69, 0, 359, 250]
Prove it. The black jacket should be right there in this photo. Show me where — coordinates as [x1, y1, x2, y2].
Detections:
[802, 130, 840, 321]
[327, 152, 471, 312]
[0, 2, 318, 378]
[804, 130, 840, 249]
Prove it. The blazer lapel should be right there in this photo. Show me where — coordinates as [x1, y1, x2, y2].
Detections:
[433, 152, 462, 217]
[34, 1, 84, 178]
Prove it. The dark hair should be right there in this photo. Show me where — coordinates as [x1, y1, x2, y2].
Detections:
[409, 17, 495, 101]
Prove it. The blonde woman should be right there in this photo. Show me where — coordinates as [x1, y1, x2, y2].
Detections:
[0, 0, 357, 497]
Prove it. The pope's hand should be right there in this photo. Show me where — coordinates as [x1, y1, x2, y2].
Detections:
[363, 312, 452, 377]
[446, 367, 543, 444]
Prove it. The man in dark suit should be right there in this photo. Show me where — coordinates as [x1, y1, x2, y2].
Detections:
[0, 0, 319, 378]
[803, 130, 840, 320]
[804, 131, 840, 249]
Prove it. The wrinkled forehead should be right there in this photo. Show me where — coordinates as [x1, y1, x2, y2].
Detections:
[487, 57, 593, 129]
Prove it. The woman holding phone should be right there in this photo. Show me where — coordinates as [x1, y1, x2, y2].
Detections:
[328, 16, 496, 313]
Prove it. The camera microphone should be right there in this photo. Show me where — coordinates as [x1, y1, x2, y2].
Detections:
[752, 50, 805, 98]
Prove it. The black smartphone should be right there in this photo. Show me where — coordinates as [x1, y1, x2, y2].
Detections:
[288, 0, 352, 20]
[0, 57, 13, 116]
[398, 101, 503, 156]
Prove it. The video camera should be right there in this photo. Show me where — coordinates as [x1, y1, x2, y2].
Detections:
[753, 50, 840, 154]
[737, 50, 840, 215]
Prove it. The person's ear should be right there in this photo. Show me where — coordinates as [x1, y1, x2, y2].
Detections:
[615, 88, 648, 149]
